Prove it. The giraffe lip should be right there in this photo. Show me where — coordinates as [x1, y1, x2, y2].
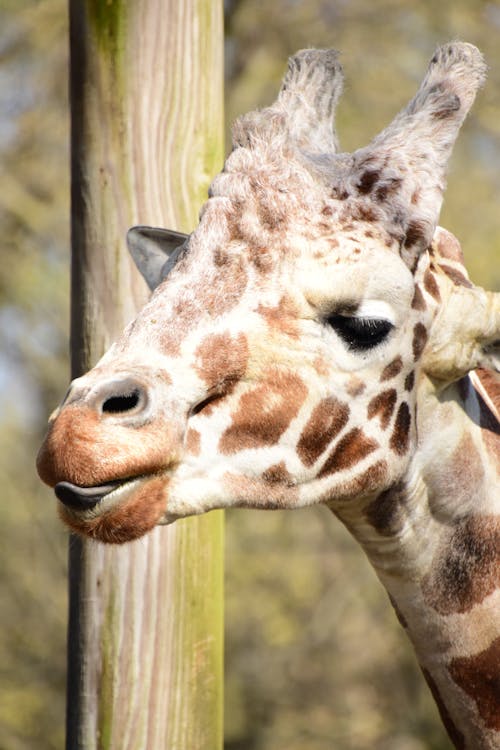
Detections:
[55, 479, 127, 510]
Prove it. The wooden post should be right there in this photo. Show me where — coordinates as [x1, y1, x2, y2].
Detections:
[67, 2, 224, 748]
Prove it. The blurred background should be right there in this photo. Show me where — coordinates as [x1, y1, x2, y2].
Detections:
[1, 1, 499, 748]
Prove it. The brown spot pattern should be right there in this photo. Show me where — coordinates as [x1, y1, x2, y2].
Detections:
[331, 187, 350, 201]
[389, 402, 411, 455]
[313, 357, 329, 377]
[256, 196, 287, 232]
[346, 376, 365, 397]
[160, 297, 200, 355]
[318, 428, 378, 477]
[357, 169, 381, 194]
[223, 471, 300, 508]
[423, 268, 441, 301]
[351, 460, 388, 498]
[365, 481, 406, 536]
[449, 637, 500, 731]
[262, 462, 293, 484]
[257, 295, 299, 338]
[323, 460, 388, 503]
[422, 515, 500, 615]
[367, 389, 397, 430]
[412, 323, 428, 361]
[380, 357, 403, 381]
[195, 332, 248, 389]
[297, 397, 350, 467]
[213, 247, 229, 267]
[250, 246, 274, 273]
[404, 220, 427, 249]
[219, 370, 307, 454]
[185, 428, 201, 455]
[375, 178, 403, 202]
[421, 669, 466, 750]
[439, 263, 473, 289]
[411, 284, 427, 311]
[349, 203, 380, 223]
[404, 371, 415, 391]
[226, 206, 245, 244]
[204, 255, 249, 313]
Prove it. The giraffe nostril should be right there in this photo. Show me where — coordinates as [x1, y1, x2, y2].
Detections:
[95, 379, 149, 417]
[102, 389, 141, 414]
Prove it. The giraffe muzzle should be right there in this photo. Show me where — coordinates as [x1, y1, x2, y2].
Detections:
[55, 479, 125, 511]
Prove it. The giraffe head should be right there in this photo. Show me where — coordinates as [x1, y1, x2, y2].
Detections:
[37, 43, 499, 543]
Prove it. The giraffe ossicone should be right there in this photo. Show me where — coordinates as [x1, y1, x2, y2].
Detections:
[37, 43, 499, 749]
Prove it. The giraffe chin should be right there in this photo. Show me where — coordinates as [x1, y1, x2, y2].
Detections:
[58, 474, 169, 544]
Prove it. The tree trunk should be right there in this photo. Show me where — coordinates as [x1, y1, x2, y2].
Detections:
[67, 2, 224, 748]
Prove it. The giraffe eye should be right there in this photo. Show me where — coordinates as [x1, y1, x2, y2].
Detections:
[326, 315, 393, 351]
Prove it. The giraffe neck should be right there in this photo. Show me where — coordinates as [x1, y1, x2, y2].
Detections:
[333, 372, 500, 750]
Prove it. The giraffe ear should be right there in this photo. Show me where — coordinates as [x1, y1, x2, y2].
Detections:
[127, 225, 188, 290]
[421, 231, 500, 382]
[423, 285, 499, 382]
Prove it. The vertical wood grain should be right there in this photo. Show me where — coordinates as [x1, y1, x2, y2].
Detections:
[68, 1, 224, 747]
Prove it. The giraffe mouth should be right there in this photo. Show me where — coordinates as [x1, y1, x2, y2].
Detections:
[56, 472, 171, 543]
[54, 478, 134, 511]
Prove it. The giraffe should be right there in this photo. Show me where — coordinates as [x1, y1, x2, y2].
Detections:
[37, 43, 500, 748]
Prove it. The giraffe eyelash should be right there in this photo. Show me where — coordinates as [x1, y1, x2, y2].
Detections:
[325, 314, 394, 351]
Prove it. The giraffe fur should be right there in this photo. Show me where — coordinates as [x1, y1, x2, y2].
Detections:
[37, 43, 500, 749]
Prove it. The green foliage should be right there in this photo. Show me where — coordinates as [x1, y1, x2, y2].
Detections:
[1, 1, 498, 749]
[0, 2, 69, 749]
